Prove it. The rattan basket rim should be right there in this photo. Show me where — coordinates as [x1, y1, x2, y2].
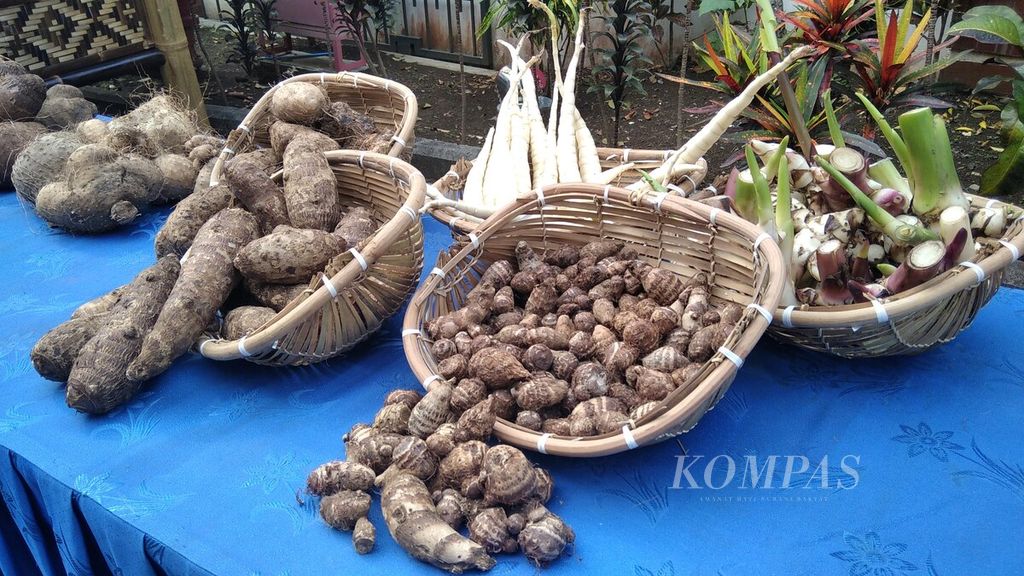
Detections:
[426, 149, 709, 236]
[199, 150, 426, 361]
[773, 195, 1024, 328]
[208, 71, 418, 188]
[402, 183, 787, 457]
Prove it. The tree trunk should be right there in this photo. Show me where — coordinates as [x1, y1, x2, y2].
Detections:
[674, 0, 698, 147]
[455, 0, 467, 144]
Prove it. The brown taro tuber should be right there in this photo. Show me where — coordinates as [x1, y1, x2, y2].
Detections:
[222, 306, 276, 340]
[0, 121, 46, 187]
[12, 131, 83, 204]
[321, 490, 372, 531]
[352, 517, 376, 554]
[378, 471, 496, 573]
[333, 206, 376, 248]
[517, 506, 575, 566]
[269, 121, 340, 157]
[308, 460, 376, 495]
[282, 135, 339, 230]
[224, 157, 290, 233]
[234, 225, 346, 283]
[0, 72, 46, 121]
[35, 84, 97, 130]
[153, 153, 198, 203]
[35, 146, 163, 233]
[128, 208, 259, 381]
[270, 82, 329, 125]
[65, 256, 181, 414]
[154, 180, 234, 258]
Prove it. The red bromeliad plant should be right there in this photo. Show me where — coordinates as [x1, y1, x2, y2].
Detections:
[780, 0, 873, 58]
[847, 0, 967, 109]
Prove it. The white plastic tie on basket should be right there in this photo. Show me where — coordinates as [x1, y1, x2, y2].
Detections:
[319, 72, 326, 84]
[746, 303, 773, 324]
[401, 328, 421, 337]
[199, 339, 211, 356]
[999, 240, 1021, 261]
[654, 192, 668, 213]
[753, 232, 771, 251]
[349, 248, 368, 271]
[717, 346, 744, 368]
[450, 216, 465, 230]
[388, 158, 397, 178]
[391, 135, 407, 148]
[401, 205, 418, 221]
[709, 208, 722, 226]
[681, 174, 696, 190]
[781, 305, 796, 328]
[536, 433, 552, 454]
[870, 299, 889, 324]
[667, 183, 684, 196]
[621, 425, 639, 450]
[237, 123, 249, 133]
[986, 198, 1000, 209]
[237, 336, 252, 358]
[443, 170, 459, 180]
[623, 149, 631, 162]
[319, 273, 339, 298]
[429, 267, 446, 280]
[358, 152, 367, 170]
[603, 185, 612, 204]
[223, 147, 234, 155]
[705, 184, 718, 195]
[662, 150, 672, 159]
[467, 233, 481, 250]
[960, 261, 986, 284]
[422, 374, 442, 390]
[535, 188, 545, 207]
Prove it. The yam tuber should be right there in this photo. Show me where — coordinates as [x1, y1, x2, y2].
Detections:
[36, 147, 163, 233]
[153, 153, 198, 203]
[317, 101, 377, 142]
[75, 118, 109, 144]
[31, 313, 111, 382]
[35, 84, 97, 130]
[234, 225, 345, 283]
[0, 121, 46, 187]
[0, 72, 46, 121]
[12, 131, 83, 204]
[155, 181, 234, 258]
[282, 135, 339, 230]
[105, 94, 200, 155]
[378, 471, 496, 573]
[129, 208, 259, 381]
[65, 256, 181, 414]
[243, 280, 308, 312]
[333, 206, 376, 248]
[223, 157, 290, 233]
[222, 306, 276, 340]
[270, 83, 329, 125]
[269, 121, 339, 157]
[70, 286, 125, 320]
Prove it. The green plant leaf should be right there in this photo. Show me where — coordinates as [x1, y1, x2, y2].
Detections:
[949, 14, 1022, 47]
[699, 0, 742, 15]
[980, 119, 1024, 195]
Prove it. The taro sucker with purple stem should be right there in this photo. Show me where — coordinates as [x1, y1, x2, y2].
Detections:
[728, 89, 1019, 308]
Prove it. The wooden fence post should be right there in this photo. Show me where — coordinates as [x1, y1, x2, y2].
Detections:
[139, 0, 210, 126]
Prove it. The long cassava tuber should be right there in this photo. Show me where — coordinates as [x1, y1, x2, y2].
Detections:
[129, 208, 259, 381]
[66, 256, 181, 414]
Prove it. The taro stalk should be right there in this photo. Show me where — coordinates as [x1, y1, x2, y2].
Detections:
[753, 0, 813, 159]
[590, 0, 656, 144]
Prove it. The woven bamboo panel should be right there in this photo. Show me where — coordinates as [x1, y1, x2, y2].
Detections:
[403, 184, 786, 457]
[0, 0, 149, 76]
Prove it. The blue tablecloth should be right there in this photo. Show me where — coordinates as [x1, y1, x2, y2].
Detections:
[1, 189, 1022, 576]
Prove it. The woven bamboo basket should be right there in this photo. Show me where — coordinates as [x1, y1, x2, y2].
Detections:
[209, 72, 417, 187]
[198, 150, 425, 366]
[428, 148, 710, 236]
[402, 183, 786, 457]
[769, 195, 1024, 357]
